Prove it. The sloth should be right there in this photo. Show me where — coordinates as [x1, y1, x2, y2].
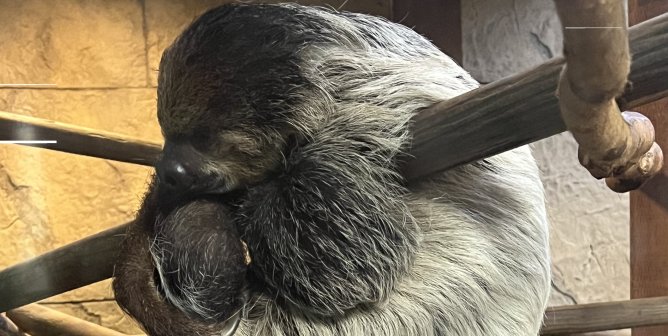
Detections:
[113, 3, 551, 336]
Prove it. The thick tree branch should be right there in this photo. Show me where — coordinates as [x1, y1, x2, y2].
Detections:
[553, 0, 663, 192]
[6, 304, 142, 336]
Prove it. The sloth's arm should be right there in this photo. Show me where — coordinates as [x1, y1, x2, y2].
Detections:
[238, 116, 419, 316]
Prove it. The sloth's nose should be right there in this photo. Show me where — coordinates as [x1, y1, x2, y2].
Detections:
[156, 159, 195, 193]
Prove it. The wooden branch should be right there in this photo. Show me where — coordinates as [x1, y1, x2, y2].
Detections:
[552, 0, 663, 192]
[0, 111, 161, 166]
[0, 14, 664, 180]
[403, 12, 668, 181]
[629, 5, 668, 336]
[6, 304, 135, 336]
[541, 296, 668, 334]
[0, 13, 666, 180]
[0, 313, 25, 336]
[0, 225, 128, 313]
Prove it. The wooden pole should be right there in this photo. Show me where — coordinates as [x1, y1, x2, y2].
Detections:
[541, 296, 668, 335]
[403, 12, 668, 181]
[0, 225, 128, 313]
[6, 304, 135, 336]
[628, 2, 668, 336]
[630, 103, 668, 335]
[0, 111, 161, 166]
[392, 0, 462, 64]
[0, 313, 25, 336]
[0, 13, 665, 180]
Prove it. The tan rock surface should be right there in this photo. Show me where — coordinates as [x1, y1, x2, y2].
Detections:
[0, 0, 148, 88]
[46, 301, 143, 334]
[0, 88, 158, 331]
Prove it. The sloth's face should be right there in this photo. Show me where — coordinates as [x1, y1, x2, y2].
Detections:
[154, 56, 289, 200]
[152, 5, 309, 202]
[155, 111, 287, 200]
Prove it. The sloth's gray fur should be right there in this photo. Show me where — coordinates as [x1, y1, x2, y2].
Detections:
[148, 3, 551, 335]
[226, 4, 551, 336]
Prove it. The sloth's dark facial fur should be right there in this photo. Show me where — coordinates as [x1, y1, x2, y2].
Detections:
[155, 5, 315, 199]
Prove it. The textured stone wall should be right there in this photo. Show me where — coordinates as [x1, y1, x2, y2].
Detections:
[463, 1, 630, 335]
[0, 0, 388, 333]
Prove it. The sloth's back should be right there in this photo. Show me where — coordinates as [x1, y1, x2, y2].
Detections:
[234, 4, 550, 335]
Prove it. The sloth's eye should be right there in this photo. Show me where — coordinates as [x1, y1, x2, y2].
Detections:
[191, 127, 214, 150]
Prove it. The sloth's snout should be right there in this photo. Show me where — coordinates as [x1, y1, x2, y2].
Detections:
[157, 158, 194, 192]
[156, 157, 230, 201]
[156, 140, 222, 198]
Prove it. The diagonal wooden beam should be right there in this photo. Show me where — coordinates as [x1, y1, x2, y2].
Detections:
[0, 225, 128, 313]
[0, 14, 666, 181]
[404, 12, 668, 181]
[541, 296, 668, 334]
[6, 303, 136, 336]
[0, 111, 161, 166]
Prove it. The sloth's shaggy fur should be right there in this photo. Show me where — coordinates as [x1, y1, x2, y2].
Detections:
[115, 3, 550, 336]
[150, 199, 247, 322]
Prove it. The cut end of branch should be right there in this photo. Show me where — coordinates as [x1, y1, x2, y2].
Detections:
[606, 142, 664, 192]
[553, 0, 666, 193]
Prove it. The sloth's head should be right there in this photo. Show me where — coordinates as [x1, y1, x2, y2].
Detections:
[154, 4, 314, 200]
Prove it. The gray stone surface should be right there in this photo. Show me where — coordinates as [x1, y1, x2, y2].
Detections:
[462, 0, 563, 83]
[462, 1, 630, 335]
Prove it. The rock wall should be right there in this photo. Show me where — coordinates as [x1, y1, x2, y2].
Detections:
[0, 0, 389, 333]
[462, 1, 630, 335]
